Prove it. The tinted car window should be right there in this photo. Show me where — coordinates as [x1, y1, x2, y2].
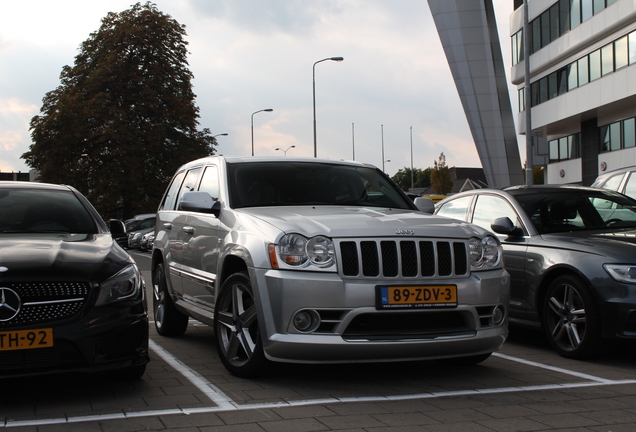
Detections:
[199, 165, 219, 200]
[471, 195, 518, 231]
[161, 170, 186, 211]
[436, 195, 473, 220]
[176, 168, 202, 209]
[599, 173, 624, 191]
[0, 188, 96, 233]
[227, 162, 413, 210]
[624, 173, 636, 198]
[514, 189, 636, 233]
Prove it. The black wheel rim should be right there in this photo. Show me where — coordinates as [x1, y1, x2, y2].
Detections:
[216, 280, 259, 367]
[545, 282, 587, 352]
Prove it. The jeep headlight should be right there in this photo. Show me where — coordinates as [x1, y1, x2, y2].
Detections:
[271, 234, 335, 269]
[95, 264, 143, 306]
[469, 235, 502, 269]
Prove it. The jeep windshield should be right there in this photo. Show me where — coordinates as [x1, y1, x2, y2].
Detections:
[228, 161, 415, 210]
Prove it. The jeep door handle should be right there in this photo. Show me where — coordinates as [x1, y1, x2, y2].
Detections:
[163, 223, 173, 230]
[183, 226, 195, 234]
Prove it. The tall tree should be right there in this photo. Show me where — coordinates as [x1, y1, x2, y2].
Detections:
[430, 153, 453, 195]
[23, 2, 215, 219]
[391, 167, 431, 190]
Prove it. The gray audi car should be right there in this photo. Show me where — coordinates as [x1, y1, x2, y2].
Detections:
[435, 185, 636, 359]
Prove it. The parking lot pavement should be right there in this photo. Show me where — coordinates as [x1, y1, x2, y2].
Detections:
[3, 252, 636, 431]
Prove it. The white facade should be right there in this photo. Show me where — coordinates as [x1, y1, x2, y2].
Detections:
[510, 0, 636, 184]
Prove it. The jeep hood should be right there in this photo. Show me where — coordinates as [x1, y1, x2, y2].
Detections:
[237, 206, 485, 239]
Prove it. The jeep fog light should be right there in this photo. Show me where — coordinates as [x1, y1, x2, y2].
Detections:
[293, 310, 320, 332]
[492, 305, 506, 326]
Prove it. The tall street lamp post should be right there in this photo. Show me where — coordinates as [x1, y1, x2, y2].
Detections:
[313, 56, 344, 158]
[251, 109, 273, 156]
[211, 133, 228, 155]
[275, 145, 296, 156]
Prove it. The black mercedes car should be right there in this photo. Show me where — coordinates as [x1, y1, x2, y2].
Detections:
[0, 182, 149, 378]
[435, 185, 636, 359]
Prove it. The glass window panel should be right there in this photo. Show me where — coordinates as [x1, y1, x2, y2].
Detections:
[600, 125, 610, 152]
[199, 165, 220, 200]
[541, 12, 551, 48]
[436, 196, 473, 221]
[511, 34, 518, 66]
[531, 81, 540, 107]
[630, 32, 636, 64]
[607, 0, 618, 4]
[532, 18, 542, 53]
[610, 122, 621, 151]
[624, 173, 636, 198]
[569, 134, 581, 158]
[593, 0, 605, 14]
[550, 139, 560, 162]
[550, 4, 559, 42]
[548, 72, 558, 99]
[601, 174, 624, 191]
[571, 0, 582, 28]
[560, 0, 570, 34]
[615, 36, 629, 70]
[589, 50, 601, 81]
[581, 0, 593, 22]
[472, 195, 519, 232]
[578, 56, 589, 85]
[559, 137, 569, 159]
[624, 118, 635, 148]
[557, 68, 568, 95]
[568, 63, 578, 90]
[518, 88, 525, 112]
[539, 77, 549, 104]
[601, 43, 614, 76]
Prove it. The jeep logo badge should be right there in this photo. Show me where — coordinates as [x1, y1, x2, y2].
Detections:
[395, 229, 415, 235]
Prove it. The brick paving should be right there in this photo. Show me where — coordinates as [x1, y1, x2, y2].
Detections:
[2, 261, 636, 431]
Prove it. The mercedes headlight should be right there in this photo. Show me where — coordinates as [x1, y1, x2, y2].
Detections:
[96, 264, 143, 306]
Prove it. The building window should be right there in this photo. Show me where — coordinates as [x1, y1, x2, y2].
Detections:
[567, 62, 578, 90]
[578, 56, 589, 86]
[600, 117, 636, 153]
[630, 32, 636, 64]
[549, 133, 581, 162]
[615, 36, 629, 70]
[589, 49, 602, 81]
[601, 43, 614, 76]
[624, 118, 635, 148]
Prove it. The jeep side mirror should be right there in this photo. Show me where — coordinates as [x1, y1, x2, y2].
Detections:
[179, 192, 222, 217]
[414, 197, 435, 214]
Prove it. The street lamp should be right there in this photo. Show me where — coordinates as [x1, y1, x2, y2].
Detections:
[275, 145, 296, 156]
[251, 109, 273, 156]
[212, 133, 228, 138]
[313, 56, 344, 158]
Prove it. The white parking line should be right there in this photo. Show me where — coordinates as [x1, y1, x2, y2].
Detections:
[3, 345, 636, 428]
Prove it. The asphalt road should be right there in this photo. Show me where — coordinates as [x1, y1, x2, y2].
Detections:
[2, 249, 636, 431]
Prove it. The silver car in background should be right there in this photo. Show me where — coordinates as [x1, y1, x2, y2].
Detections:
[151, 156, 510, 377]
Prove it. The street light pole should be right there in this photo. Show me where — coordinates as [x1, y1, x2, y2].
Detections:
[381, 124, 385, 172]
[275, 145, 296, 156]
[251, 109, 273, 156]
[313, 56, 344, 158]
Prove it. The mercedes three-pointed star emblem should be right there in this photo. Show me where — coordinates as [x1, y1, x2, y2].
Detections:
[0, 288, 21, 321]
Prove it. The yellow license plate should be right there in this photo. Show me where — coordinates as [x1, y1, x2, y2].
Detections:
[0, 328, 54, 351]
[377, 285, 457, 309]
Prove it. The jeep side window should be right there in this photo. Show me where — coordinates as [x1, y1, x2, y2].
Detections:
[176, 167, 202, 210]
[199, 165, 220, 201]
[161, 171, 186, 210]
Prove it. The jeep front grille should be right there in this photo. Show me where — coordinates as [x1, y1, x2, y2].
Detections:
[337, 239, 468, 279]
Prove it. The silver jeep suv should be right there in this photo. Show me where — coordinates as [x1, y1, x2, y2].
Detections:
[151, 156, 510, 377]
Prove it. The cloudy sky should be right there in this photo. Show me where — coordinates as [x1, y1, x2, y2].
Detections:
[0, 0, 517, 178]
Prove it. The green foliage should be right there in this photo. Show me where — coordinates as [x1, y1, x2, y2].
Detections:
[391, 167, 431, 190]
[23, 2, 216, 219]
[430, 153, 453, 195]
